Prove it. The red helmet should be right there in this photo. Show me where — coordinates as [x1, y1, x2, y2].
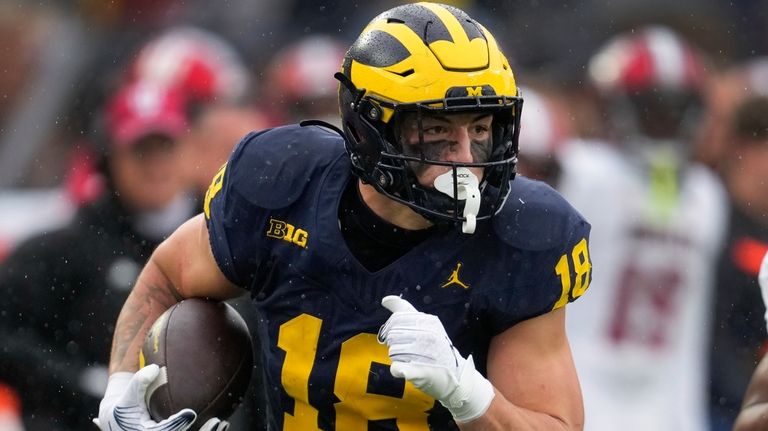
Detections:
[588, 26, 708, 140]
[588, 25, 706, 95]
[130, 26, 251, 104]
[264, 35, 346, 122]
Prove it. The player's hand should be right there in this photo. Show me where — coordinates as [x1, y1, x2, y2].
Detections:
[378, 295, 495, 423]
[93, 364, 197, 431]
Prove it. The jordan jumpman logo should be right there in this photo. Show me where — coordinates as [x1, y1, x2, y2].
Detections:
[441, 262, 470, 289]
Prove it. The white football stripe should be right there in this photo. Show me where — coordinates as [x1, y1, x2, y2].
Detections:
[646, 26, 685, 87]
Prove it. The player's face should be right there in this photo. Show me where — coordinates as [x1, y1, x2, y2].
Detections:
[397, 111, 493, 187]
[110, 134, 183, 210]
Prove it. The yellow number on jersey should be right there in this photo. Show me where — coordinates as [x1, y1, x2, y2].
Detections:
[278, 314, 434, 431]
[203, 163, 227, 219]
[553, 238, 592, 309]
[279, 314, 322, 430]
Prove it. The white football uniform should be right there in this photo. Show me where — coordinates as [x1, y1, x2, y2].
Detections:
[558, 139, 728, 431]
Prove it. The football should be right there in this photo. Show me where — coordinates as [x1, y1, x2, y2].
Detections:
[140, 298, 253, 429]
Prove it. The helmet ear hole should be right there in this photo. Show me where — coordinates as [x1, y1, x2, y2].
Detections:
[345, 121, 362, 144]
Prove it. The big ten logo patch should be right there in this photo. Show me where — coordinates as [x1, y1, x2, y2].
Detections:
[266, 218, 309, 248]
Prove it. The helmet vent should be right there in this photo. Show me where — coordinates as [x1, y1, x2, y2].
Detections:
[387, 68, 414, 77]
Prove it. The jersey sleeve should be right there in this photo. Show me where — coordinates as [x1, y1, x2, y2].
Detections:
[204, 130, 271, 287]
[478, 178, 593, 334]
[204, 124, 345, 288]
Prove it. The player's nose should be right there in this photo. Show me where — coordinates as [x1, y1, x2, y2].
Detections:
[443, 128, 473, 163]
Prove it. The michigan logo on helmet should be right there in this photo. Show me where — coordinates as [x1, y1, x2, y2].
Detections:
[336, 2, 523, 226]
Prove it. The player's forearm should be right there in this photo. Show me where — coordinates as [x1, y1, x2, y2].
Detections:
[108, 257, 183, 373]
[458, 389, 581, 431]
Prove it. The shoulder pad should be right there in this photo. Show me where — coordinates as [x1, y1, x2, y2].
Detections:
[227, 124, 345, 209]
[493, 177, 587, 251]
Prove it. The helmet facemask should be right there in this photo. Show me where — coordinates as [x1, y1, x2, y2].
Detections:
[338, 71, 522, 233]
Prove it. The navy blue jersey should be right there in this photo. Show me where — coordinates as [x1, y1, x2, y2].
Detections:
[205, 124, 592, 431]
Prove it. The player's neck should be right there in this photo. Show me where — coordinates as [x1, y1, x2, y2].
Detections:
[357, 181, 432, 231]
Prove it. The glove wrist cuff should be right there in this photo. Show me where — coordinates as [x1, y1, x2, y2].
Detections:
[440, 355, 495, 423]
[103, 372, 133, 398]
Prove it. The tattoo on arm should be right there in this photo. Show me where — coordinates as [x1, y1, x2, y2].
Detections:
[109, 261, 182, 373]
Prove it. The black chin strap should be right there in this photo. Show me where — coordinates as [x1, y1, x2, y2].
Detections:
[334, 72, 366, 110]
[299, 119, 346, 139]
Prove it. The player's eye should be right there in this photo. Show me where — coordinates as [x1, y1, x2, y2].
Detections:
[423, 125, 447, 136]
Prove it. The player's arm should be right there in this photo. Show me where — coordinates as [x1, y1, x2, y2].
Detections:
[96, 214, 240, 430]
[380, 297, 582, 431]
[462, 307, 582, 430]
[109, 214, 242, 374]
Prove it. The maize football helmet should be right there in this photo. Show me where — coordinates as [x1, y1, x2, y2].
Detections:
[337, 2, 522, 230]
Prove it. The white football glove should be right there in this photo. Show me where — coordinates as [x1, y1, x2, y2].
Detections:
[378, 295, 495, 423]
[93, 364, 229, 431]
[759, 251, 768, 334]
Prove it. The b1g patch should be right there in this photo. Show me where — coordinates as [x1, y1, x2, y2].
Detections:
[266, 218, 309, 249]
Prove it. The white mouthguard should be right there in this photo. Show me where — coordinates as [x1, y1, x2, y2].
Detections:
[433, 168, 481, 234]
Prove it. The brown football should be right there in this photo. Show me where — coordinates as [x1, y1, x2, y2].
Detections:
[140, 298, 253, 429]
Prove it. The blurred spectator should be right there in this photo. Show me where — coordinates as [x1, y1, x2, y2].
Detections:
[515, 85, 573, 188]
[698, 57, 768, 172]
[559, 25, 728, 431]
[126, 26, 270, 430]
[710, 95, 768, 431]
[128, 26, 252, 106]
[0, 81, 195, 431]
[262, 34, 347, 126]
[180, 104, 267, 196]
[127, 25, 268, 199]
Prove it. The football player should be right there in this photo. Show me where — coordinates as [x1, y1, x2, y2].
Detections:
[558, 26, 728, 431]
[734, 251, 768, 431]
[94, 3, 592, 430]
[126, 25, 268, 201]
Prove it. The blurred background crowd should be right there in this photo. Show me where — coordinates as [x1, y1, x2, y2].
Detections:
[0, 0, 767, 430]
